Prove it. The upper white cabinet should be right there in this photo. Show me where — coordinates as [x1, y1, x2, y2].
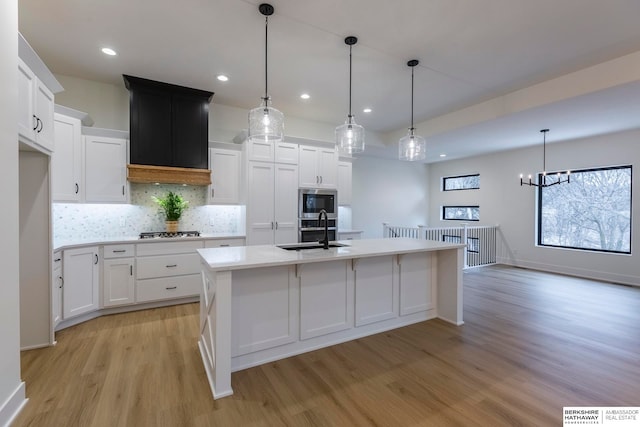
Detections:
[298, 145, 337, 189]
[63, 246, 99, 319]
[52, 114, 128, 203]
[337, 160, 353, 205]
[52, 113, 82, 202]
[246, 140, 298, 164]
[207, 148, 241, 204]
[246, 162, 298, 245]
[84, 135, 128, 203]
[18, 58, 55, 154]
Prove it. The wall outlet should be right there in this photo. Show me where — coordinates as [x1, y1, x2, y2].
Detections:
[119, 217, 126, 227]
[209, 216, 215, 226]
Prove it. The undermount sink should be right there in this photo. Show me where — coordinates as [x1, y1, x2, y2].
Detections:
[277, 242, 349, 251]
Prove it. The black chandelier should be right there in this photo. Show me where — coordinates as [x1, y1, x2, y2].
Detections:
[520, 129, 570, 187]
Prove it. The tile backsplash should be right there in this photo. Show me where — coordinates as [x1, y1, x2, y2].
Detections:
[53, 184, 244, 242]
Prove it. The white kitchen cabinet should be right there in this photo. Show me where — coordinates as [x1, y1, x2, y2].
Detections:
[102, 244, 135, 307]
[84, 135, 128, 203]
[207, 148, 241, 204]
[246, 140, 298, 164]
[18, 58, 55, 154]
[52, 252, 63, 328]
[52, 113, 82, 202]
[246, 161, 298, 245]
[135, 241, 203, 303]
[63, 246, 99, 319]
[298, 145, 337, 189]
[337, 160, 353, 205]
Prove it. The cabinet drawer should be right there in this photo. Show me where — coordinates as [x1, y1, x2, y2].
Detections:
[103, 244, 135, 258]
[136, 274, 201, 303]
[204, 238, 245, 248]
[136, 240, 203, 256]
[136, 253, 201, 279]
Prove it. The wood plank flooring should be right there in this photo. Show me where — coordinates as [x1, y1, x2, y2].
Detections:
[14, 265, 640, 426]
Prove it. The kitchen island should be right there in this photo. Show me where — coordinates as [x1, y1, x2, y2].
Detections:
[197, 238, 465, 399]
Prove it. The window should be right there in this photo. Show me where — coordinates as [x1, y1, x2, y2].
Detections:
[442, 206, 480, 221]
[443, 174, 480, 191]
[537, 165, 632, 254]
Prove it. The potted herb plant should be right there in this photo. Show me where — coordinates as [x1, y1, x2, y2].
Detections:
[152, 191, 189, 233]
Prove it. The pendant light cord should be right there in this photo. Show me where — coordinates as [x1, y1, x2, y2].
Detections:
[410, 65, 414, 131]
[348, 44, 353, 118]
[264, 15, 269, 99]
[541, 129, 548, 173]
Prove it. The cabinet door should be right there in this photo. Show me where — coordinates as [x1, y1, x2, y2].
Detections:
[246, 140, 275, 162]
[63, 246, 99, 319]
[84, 135, 127, 203]
[52, 254, 63, 328]
[34, 79, 55, 152]
[337, 161, 352, 205]
[298, 145, 319, 187]
[103, 258, 135, 307]
[52, 114, 82, 202]
[17, 58, 36, 143]
[274, 163, 299, 244]
[208, 148, 241, 204]
[274, 142, 298, 164]
[246, 162, 275, 245]
[318, 148, 337, 188]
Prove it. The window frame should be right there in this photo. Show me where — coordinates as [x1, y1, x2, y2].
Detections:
[442, 174, 480, 191]
[442, 205, 480, 222]
[536, 164, 632, 254]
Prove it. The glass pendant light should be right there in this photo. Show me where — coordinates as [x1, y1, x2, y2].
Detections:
[248, 3, 284, 143]
[336, 36, 365, 154]
[399, 60, 426, 161]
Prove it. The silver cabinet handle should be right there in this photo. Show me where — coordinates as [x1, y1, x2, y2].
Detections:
[94, 254, 99, 265]
[113, 250, 126, 253]
[211, 188, 215, 198]
[59, 276, 64, 289]
[130, 265, 133, 276]
[32, 115, 38, 131]
[219, 244, 229, 247]
[320, 176, 323, 184]
[37, 118, 43, 133]
[75, 183, 79, 194]
[271, 222, 274, 230]
[122, 185, 125, 195]
[54, 258, 61, 262]
[166, 286, 177, 290]
[166, 264, 177, 268]
[275, 222, 278, 229]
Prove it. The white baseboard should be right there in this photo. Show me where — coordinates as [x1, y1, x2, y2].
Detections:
[496, 258, 639, 287]
[0, 382, 27, 427]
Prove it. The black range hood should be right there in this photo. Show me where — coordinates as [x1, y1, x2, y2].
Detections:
[123, 75, 214, 186]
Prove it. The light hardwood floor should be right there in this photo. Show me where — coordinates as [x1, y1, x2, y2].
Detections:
[14, 265, 640, 426]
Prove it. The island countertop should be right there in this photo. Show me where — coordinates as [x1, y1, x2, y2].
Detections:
[197, 238, 465, 271]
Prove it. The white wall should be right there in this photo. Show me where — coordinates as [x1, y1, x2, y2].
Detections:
[1, 1, 26, 425]
[352, 156, 429, 238]
[428, 129, 640, 285]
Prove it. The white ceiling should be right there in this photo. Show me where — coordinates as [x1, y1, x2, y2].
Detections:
[18, 0, 640, 162]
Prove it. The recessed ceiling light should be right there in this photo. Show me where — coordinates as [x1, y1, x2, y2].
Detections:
[300, 93, 310, 100]
[363, 108, 372, 113]
[216, 74, 229, 82]
[101, 47, 117, 56]
[439, 154, 447, 158]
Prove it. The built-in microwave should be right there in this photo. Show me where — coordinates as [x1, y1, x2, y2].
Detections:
[298, 188, 338, 219]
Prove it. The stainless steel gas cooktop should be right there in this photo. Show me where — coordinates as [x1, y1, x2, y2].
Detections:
[139, 231, 201, 239]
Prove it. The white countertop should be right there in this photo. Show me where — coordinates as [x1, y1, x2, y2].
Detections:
[197, 238, 465, 272]
[53, 232, 246, 252]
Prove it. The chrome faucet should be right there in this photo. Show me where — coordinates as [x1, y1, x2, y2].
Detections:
[318, 209, 329, 250]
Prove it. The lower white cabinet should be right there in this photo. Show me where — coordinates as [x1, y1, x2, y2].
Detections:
[63, 246, 99, 319]
[52, 252, 63, 328]
[102, 244, 135, 307]
[135, 240, 204, 303]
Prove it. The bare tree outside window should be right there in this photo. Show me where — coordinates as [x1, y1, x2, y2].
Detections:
[443, 174, 480, 191]
[538, 165, 631, 254]
[443, 206, 480, 221]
